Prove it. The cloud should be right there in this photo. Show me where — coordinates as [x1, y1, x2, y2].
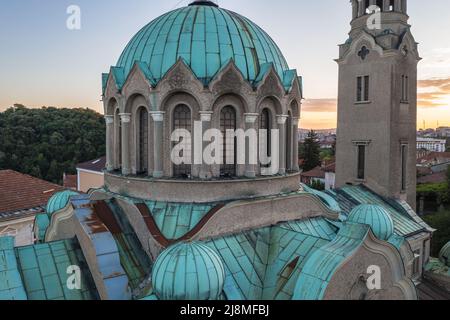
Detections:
[417, 77, 450, 108]
[302, 99, 337, 113]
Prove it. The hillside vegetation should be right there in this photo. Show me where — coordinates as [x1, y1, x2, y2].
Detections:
[0, 105, 105, 184]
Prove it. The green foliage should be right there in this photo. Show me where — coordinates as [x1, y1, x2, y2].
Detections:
[320, 149, 333, 162]
[424, 211, 450, 257]
[417, 182, 450, 205]
[310, 180, 325, 191]
[0, 105, 105, 184]
[300, 130, 321, 172]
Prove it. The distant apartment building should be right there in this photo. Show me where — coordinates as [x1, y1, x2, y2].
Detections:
[417, 137, 447, 153]
[76, 156, 106, 193]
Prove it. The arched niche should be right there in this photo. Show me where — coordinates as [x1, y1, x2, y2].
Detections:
[161, 92, 201, 178]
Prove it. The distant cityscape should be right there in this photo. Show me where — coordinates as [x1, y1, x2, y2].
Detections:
[299, 126, 450, 152]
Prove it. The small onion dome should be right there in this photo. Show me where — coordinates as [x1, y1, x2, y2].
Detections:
[348, 204, 394, 241]
[152, 242, 225, 300]
[46, 190, 79, 216]
[439, 241, 450, 267]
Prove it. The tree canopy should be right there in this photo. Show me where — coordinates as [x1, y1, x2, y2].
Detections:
[300, 130, 321, 172]
[0, 105, 105, 184]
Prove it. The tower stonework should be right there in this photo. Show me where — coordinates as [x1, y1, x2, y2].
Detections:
[336, 0, 420, 209]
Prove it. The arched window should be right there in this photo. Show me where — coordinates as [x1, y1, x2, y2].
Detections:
[286, 111, 292, 171]
[260, 108, 271, 168]
[114, 109, 122, 169]
[138, 107, 149, 174]
[220, 106, 237, 177]
[173, 104, 192, 177]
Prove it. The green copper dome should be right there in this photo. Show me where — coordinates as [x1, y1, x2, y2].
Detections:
[46, 190, 79, 216]
[116, 1, 290, 85]
[439, 241, 450, 267]
[348, 204, 394, 241]
[152, 241, 225, 300]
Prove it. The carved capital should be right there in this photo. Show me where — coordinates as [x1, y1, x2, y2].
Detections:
[119, 113, 131, 124]
[200, 111, 213, 122]
[244, 113, 259, 124]
[105, 115, 114, 125]
[276, 115, 288, 125]
[150, 111, 165, 122]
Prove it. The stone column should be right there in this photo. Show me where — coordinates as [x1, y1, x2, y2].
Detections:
[105, 115, 114, 172]
[147, 111, 154, 176]
[244, 113, 259, 178]
[150, 111, 165, 178]
[358, 0, 366, 16]
[292, 117, 300, 171]
[199, 111, 213, 180]
[352, 0, 358, 19]
[277, 115, 288, 175]
[119, 113, 131, 176]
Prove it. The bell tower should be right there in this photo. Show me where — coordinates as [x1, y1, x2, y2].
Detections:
[335, 0, 420, 209]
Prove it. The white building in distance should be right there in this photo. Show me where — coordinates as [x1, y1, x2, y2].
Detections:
[417, 137, 447, 153]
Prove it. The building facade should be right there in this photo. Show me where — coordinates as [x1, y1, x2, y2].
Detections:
[76, 157, 106, 193]
[335, 0, 419, 210]
[0, 0, 436, 301]
[417, 138, 447, 153]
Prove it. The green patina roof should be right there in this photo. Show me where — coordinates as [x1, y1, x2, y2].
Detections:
[144, 201, 214, 240]
[0, 237, 27, 300]
[46, 190, 79, 216]
[439, 241, 450, 267]
[0, 237, 99, 300]
[348, 204, 394, 241]
[330, 185, 425, 237]
[204, 217, 339, 300]
[152, 241, 225, 300]
[34, 214, 50, 242]
[105, 200, 152, 292]
[115, 1, 290, 87]
[292, 223, 370, 300]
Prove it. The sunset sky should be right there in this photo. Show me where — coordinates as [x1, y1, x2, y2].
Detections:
[0, 0, 449, 129]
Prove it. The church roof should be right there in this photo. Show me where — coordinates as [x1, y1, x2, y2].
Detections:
[114, 1, 290, 87]
[326, 185, 428, 237]
[0, 237, 98, 300]
[0, 170, 65, 220]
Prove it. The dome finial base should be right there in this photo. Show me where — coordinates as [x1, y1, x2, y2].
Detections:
[188, 0, 219, 7]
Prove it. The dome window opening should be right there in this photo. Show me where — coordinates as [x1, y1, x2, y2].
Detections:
[260, 108, 272, 168]
[220, 106, 237, 177]
[138, 107, 149, 175]
[173, 104, 192, 178]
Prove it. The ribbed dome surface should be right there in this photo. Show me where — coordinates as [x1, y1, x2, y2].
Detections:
[117, 1, 289, 84]
[348, 204, 394, 241]
[152, 242, 225, 300]
[46, 190, 78, 216]
[439, 241, 450, 267]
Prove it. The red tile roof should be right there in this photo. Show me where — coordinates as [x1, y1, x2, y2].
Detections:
[0, 170, 65, 218]
[77, 156, 106, 173]
[417, 152, 450, 165]
[417, 171, 447, 184]
[301, 166, 326, 179]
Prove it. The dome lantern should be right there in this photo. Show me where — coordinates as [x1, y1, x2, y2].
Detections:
[188, 0, 219, 7]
